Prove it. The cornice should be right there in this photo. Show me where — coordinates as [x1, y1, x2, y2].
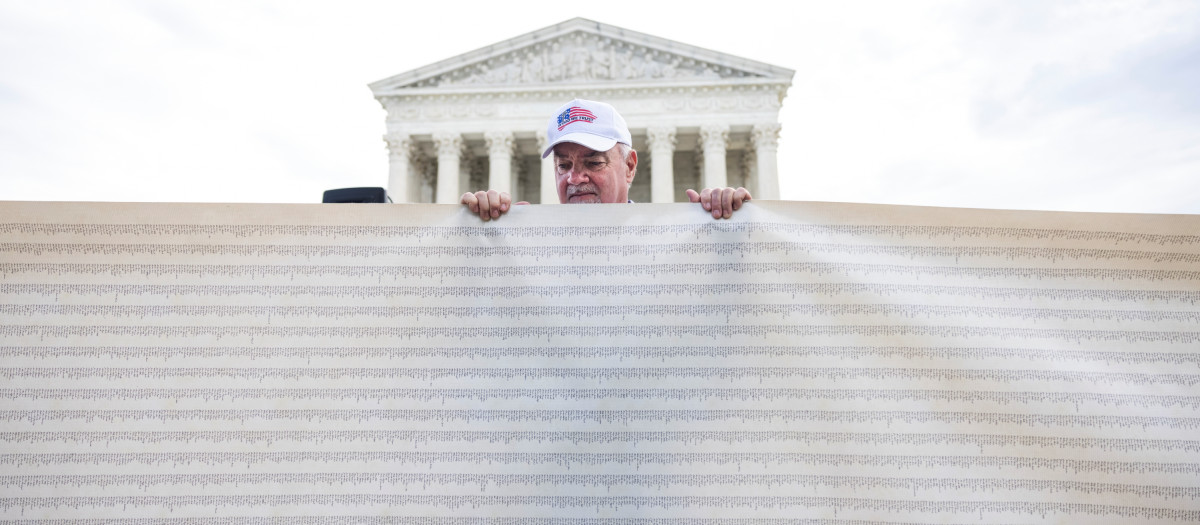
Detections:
[369, 18, 794, 96]
[376, 80, 790, 106]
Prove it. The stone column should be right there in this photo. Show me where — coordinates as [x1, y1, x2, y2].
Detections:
[699, 123, 730, 189]
[459, 154, 474, 199]
[646, 126, 677, 203]
[537, 131, 558, 205]
[740, 149, 758, 198]
[433, 132, 463, 204]
[383, 132, 413, 203]
[752, 123, 782, 200]
[484, 131, 515, 195]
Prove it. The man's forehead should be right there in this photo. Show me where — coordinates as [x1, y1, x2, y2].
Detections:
[552, 144, 612, 158]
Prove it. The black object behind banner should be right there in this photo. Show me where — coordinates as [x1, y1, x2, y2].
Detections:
[322, 187, 391, 203]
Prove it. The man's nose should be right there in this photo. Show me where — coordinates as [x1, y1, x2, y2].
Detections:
[565, 167, 589, 185]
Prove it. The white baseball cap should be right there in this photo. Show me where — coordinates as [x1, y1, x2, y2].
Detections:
[541, 99, 632, 158]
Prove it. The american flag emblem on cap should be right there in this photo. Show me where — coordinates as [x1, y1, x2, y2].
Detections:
[556, 107, 596, 130]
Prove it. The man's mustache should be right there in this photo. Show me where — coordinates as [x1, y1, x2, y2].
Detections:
[567, 183, 599, 196]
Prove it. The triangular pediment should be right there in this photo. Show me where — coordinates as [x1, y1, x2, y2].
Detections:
[369, 18, 793, 95]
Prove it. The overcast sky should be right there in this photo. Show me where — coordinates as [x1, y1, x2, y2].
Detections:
[1, 0, 1197, 214]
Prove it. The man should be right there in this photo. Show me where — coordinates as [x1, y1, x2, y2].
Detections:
[461, 98, 752, 220]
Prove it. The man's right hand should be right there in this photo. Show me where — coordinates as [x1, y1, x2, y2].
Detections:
[461, 190, 529, 221]
[686, 187, 752, 220]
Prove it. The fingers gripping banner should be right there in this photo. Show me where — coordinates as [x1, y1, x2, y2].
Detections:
[1, 200, 1199, 522]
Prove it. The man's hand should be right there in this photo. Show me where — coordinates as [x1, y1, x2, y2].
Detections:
[461, 190, 531, 221]
[460, 190, 510, 221]
[686, 187, 752, 219]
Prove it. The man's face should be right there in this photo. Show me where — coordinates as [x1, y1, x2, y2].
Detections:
[554, 142, 637, 204]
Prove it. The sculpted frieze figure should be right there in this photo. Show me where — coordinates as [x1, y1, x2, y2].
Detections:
[545, 42, 566, 83]
[591, 46, 612, 80]
[520, 50, 542, 83]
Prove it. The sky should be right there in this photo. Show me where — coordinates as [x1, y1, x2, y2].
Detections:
[1, 0, 1197, 214]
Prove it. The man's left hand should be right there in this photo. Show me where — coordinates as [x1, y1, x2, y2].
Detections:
[686, 187, 752, 219]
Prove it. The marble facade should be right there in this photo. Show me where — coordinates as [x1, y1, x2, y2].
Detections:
[370, 18, 794, 204]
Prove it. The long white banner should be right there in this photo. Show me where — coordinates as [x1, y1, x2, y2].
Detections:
[2, 200, 1198, 522]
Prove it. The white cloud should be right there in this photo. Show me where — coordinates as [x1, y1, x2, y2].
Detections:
[0, 0, 1196, 214]
[777, 0, 1200, 213]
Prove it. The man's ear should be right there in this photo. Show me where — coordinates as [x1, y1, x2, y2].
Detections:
[624, 149, 638, 184]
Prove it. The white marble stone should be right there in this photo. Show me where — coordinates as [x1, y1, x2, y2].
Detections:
[647, 126, 677, 203]
[752, 123, 783, 200]
[432, 132, 463, 204]
[370, 18, 794, 204]
[699, 123, 730, 189]
[484, 131, 515, 195]
[383, 132, 414, 203]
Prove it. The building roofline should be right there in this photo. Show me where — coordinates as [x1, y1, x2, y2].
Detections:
[368, 17, 795, 96]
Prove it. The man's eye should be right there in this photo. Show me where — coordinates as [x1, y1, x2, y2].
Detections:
[557, 163, 570, 171]
[587, 161, 606, 170]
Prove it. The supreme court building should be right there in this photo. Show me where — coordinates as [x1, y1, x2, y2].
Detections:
[369, 18, 794, 204]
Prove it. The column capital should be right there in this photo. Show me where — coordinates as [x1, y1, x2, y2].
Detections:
[484, 130, 515, 157]
[699, 123, 729, 152]
[432, 132, 464, 157]
[646, 126, 677, 151]
[751, 123, 782, 150]
[383, 132, 414, 160]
